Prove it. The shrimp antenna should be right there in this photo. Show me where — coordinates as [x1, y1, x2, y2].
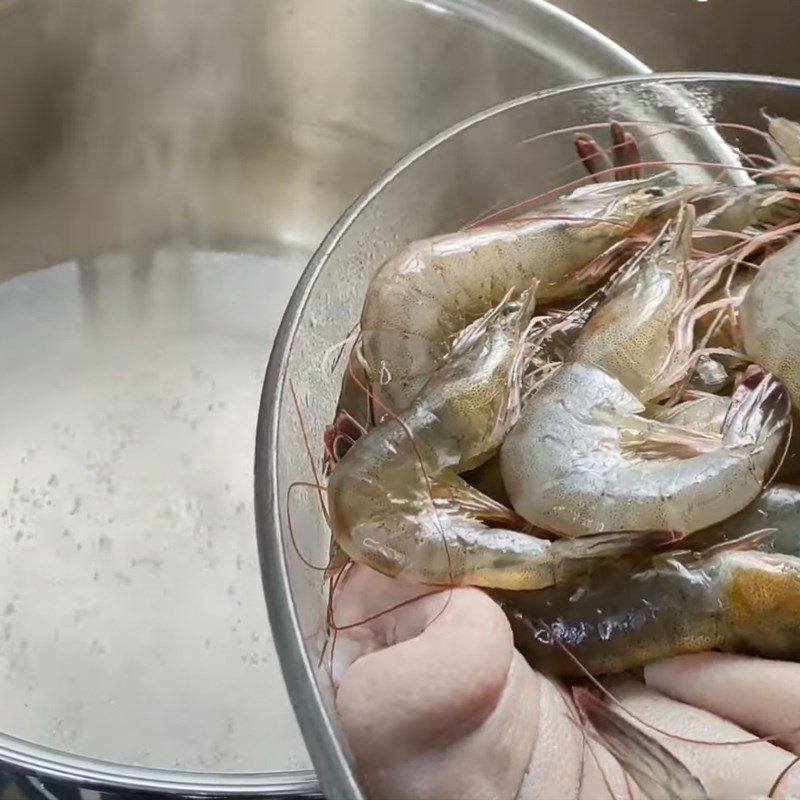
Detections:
[289, 379, 329, 522]
[574, 687, 708, 800]
[538, 619, 800, 748]
[565, 695, 626, 800]
[768, 753, 800, 798]
[520, 119, 782, 154]
[321, 323, 361, 375]
[286, 481, 331, 572]
[467, 158, 767, 230]
[321, 357, 456, 640]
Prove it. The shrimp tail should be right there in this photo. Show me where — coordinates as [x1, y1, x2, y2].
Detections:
[324, 409, 368, 468]
[573, 687, 708, 800]
[767, 116, 800, 166]
[433, 473, 531, 532]
[655, 528, 778, 569]
[620, 417, 723, 460]
[551, 528, 686, 583]
[723, 369, 791, 451]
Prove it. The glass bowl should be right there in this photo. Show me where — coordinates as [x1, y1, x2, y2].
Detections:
[255, 73, 800, 799]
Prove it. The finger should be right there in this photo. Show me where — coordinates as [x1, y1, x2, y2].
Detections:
[610, 122, 643, 181]
[645, 652, 800, 754]
[575, 134, 612, 182]
[336, 581, 539, 800]
[329, 565, 450, 682]
[603, 677, 800, 799]
[517, 679, 586, 800]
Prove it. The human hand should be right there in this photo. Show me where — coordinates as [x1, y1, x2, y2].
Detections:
[331, 565, 800, 800]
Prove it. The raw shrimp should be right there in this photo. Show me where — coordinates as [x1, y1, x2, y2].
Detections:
[681, 484, 800, 557]
[500, 362, 789, 537]
[569, 204, 697, 400]
[687, 355, 734, 394]
[741, 234, 800, 408]
[327, 292, 680, 590]
[697, 182, 800, 248]
[768, 116, 800, 168]
[651, 392, 730, 433]
[356, 177, 715, 416]
[463, 264, 728, 514]
[492, 546, 800, 677]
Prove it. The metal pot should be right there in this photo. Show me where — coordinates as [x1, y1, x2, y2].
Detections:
[0, 0, 646, 796]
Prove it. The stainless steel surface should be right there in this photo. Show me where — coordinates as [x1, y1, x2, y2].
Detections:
[0, 0, 648, 795]
[256, 74, 800, 800]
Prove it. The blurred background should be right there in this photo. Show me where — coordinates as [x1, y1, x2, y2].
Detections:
[555, 0, 793, 77]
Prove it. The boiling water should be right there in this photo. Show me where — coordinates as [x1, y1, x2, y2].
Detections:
[0, 248, 311, 771]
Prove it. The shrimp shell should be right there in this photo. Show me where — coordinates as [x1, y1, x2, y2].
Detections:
[569, 204, 696, 400]
[358, 178, 717, 415]
[492, 548, 800, 677]
[500, 362, 789, 537]
[328, 292, 682, 590]
[741, 234, 800, 409]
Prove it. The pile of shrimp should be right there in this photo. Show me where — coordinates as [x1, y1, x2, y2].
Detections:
[302, 114, 800, 796]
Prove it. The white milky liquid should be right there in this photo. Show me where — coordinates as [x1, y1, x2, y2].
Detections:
[0, 248, 312, 772]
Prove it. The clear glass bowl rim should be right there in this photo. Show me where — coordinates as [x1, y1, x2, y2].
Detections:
[254, 71, 800, 800]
